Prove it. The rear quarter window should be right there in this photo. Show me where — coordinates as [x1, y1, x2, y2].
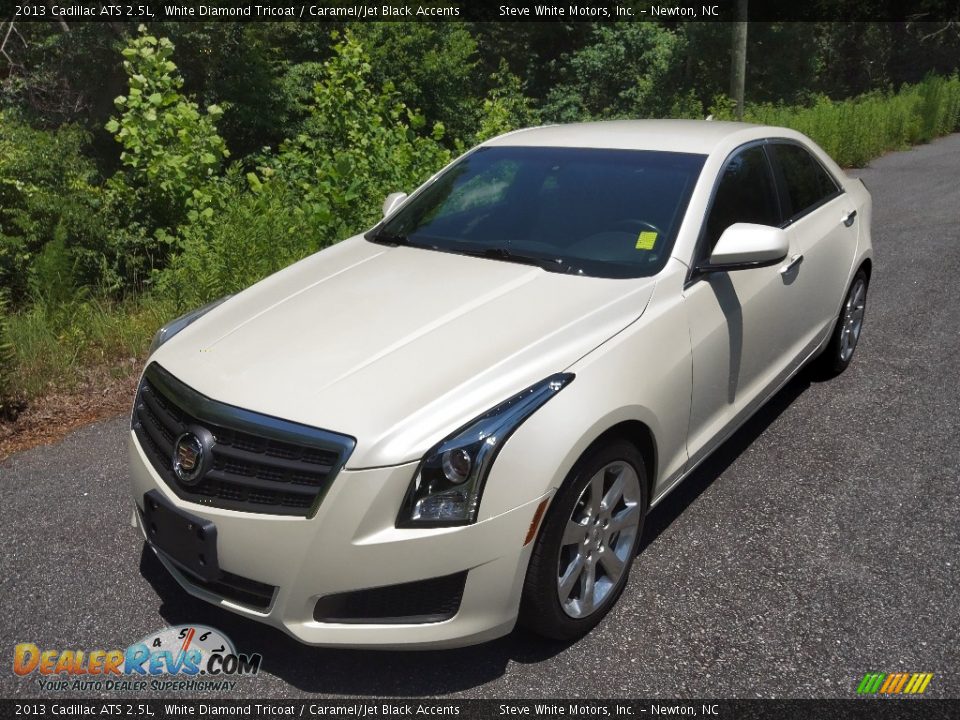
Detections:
[772, 143, 841, 220]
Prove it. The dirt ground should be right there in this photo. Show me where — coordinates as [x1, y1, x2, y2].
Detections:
[0, 370, 139, 462]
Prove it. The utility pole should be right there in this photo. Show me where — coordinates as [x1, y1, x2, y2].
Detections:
[730, 0, 748, 120]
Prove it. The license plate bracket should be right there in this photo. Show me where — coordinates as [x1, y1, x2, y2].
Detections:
[142, 490, 220, 582]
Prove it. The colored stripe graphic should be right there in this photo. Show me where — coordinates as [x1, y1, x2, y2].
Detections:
[857, 673, 886, 694]
[879, 674, 897, 693]
[892, 673, 909, 693]
[858, 672, 933, 694]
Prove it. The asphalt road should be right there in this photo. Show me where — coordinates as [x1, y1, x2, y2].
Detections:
[2, 135, 959, 700]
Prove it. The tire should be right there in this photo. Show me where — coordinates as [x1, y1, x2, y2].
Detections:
[814, 268, 869, 378]
[519, 440, 648, 641]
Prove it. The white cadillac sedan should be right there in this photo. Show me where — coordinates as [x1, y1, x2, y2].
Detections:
[129, 120, 872, 648]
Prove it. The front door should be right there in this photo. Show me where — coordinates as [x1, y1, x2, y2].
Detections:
[683, 143, 796, 464]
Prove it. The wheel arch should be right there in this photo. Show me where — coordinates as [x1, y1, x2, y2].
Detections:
[575, 420, 658, 503]
[518, 417, 659, 640]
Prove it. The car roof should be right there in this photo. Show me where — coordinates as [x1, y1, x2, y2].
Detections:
[482, 119, 777, 156]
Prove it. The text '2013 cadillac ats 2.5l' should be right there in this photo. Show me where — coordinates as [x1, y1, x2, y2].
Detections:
[129, 120, 872, 648]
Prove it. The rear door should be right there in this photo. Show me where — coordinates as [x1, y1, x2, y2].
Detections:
[768, 142, 860, 354]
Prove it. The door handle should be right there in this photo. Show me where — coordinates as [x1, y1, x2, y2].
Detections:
[780, 254, 804, 275]
[842, 209, 858, 227]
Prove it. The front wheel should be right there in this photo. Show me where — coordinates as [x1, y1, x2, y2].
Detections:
[815, 269, 869, 377]
[519, 440, 648, 641]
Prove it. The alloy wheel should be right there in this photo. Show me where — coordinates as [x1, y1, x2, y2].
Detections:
[556, 461, 643, 619]
[840, 278, 867, 362]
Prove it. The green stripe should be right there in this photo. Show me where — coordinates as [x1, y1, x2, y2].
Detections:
[857, 673, 886, 694]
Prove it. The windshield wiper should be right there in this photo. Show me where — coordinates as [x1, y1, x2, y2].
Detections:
[368, 230, 410, 246]
[466, 247, 575, 274]
[368, 234, 580, 273]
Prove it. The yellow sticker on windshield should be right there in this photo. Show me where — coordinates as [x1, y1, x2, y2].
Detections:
[635, 231, 658, 250]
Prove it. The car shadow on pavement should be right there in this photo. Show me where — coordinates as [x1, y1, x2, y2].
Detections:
[638, 370, 813, 554]
[139, 543, 575, 696]
[139, 371, 813, 696]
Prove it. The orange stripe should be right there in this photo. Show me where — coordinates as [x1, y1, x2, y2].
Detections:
[893, 673, 909, 693]
[888, 673, 903, 693]
[879, 674, 897, 693]
[524, 498, 550, 546]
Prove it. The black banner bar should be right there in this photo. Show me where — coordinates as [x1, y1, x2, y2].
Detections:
[8, 0, 960, 24]
[2, 699, 959, 720]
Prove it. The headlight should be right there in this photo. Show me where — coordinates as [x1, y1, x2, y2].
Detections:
[148, 296, 231, 355]
[397, 373, 574, 527]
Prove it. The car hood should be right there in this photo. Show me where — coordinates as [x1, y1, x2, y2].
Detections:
[153, 236, 656, 467]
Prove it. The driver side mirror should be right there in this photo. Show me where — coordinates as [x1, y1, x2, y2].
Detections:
[698, 223, 788, 273]
[382, 192, 408, 218]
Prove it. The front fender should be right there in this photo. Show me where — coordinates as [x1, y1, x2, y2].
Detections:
[478, 265, 693, 521]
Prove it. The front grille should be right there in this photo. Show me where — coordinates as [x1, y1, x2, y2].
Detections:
[313, 571, 468, 624]
[132, 363, 355, 517]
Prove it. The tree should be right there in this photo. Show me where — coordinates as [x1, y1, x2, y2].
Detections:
[542, 24, 684, 122]
[105, 26, 229, 227]
[475, 59, 539, 141]
[349, 22, 480, 144]
[730, 0, 748, 119]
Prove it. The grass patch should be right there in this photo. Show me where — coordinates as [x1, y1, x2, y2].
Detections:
[714, 74, 960, 167]
[5, 294, 175, 402]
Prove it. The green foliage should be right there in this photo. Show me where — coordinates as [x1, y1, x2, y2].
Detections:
[542, 24, 684, 122]
[282, 29, 451, 184]
[158, 23, 300, 159]
[275, 60, 327, 132]
[0, 290, 18, 419]
[5, 293, 174, 400]
[106, 26, 229, 224]
[2, 22, 960, 409]
[157, 31, 451, 308]
[679, 23, 820, 110]
[468, 24, 594, 109]
[155, 175, 321, 307]
[476, 60, 540, 142]
[27, 229, 81, 307]
[0, 23, 125, 129]
[348, 23, 481, 144]
[712, 74, 960, 167]
[0, 112, 110, 304]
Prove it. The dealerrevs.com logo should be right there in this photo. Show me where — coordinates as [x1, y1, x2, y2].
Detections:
[13, 625, 261, 693]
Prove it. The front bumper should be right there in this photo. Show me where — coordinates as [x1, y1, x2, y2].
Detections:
[129, 432, 543, 649]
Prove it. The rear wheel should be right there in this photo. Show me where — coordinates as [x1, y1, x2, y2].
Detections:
[519, 440, 647, 640]
[815, 269, 868, 377]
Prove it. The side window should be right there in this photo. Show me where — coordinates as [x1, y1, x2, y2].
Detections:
[771, 143, 840, 219]
[704, 145, 780, 252]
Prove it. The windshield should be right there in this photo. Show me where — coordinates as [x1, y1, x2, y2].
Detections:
[368, 146, 706, 278]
